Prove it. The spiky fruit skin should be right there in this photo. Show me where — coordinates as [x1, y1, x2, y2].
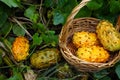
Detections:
[76, 46, 110, 63]
[30, 48, 61, 69]
[12, 36, 29, 62]
[72, 31, 99, 48]
[96, 20, 120, 51]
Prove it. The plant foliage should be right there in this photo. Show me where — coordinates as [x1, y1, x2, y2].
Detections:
[0, 0, 120, 80]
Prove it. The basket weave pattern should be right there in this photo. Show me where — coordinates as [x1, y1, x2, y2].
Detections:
[59, 0, 120, 72]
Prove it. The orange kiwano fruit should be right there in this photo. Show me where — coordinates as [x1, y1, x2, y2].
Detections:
[76, 46, 110, 63]
[72, 31, 99, 48]
[12, 36, 29, 62]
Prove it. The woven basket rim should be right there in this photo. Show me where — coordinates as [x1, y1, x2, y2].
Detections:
[59, 0, 120, 72]
[60, 47, 120, 64]
[59, 17, 120, 72]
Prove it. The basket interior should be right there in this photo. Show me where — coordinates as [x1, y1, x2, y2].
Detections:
[66, 18, 99, 54]
[65, 18, 119, 63]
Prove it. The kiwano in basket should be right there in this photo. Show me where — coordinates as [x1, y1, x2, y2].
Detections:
[96, 20, 120, 51]
[72, 31, 99, 48]
[72, 29, 110, 63]
[76, 46, 110, 63]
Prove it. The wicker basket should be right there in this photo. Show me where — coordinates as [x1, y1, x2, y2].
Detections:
[59, 0, 120, 72]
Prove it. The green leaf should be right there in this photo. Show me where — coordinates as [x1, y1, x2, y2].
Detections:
[110, 0, 120, 14]
[93, 69, 109, 79]
[0, 12, 8, 28]
[57, 0, 68, 9]
[59, 0, 77, 13]
[100, 76, 111, 80]
[87, 0, 103, 10]
[56, 0, 77, 23]
[32, 33, 42, 46]
[12, 24, 26, 36]
[115, 64, 120, 79]
[0, 0, 20, 8]
[0, 22, 12, 37]
[41, 31, 58, 46]
[32, 13, 39, 23]
[24, 5, 39, 23]
[37, 23, 46, 33]
[7, 67, 24, 80]
[53, 11, 64, 25]
[7, 72, 23, 80]
[46, 30, 55, 35]
[0, 74, 7, 80]
[24, 6, 35, 18]
[44, 0, 54, 7]
[97, 14, 117, 24]
[75, 7, 92, 18]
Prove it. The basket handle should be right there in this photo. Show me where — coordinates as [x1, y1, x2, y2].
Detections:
[59, 0, 91, 45]
[66, 0, 91, 26]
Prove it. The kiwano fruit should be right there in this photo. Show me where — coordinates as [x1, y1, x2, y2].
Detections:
[12, 36, 29, 62]
[30, 48, 61, 69]
[96, 20, 120, 51]
[76, 46, 110, 63]
[72, 31, 99, 48]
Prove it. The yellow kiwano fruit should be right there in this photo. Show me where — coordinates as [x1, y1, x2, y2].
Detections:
[76, 46, 110, 63]
[30, 48, 61, 69]
[12, 36, 29, 62]
[72, 31, 99, 48]
[96, 20, 120, 51]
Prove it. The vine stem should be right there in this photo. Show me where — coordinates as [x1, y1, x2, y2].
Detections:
[0, 48, 14, 68]
[39, 0, 47, 28]
[12, 17, 33, 39]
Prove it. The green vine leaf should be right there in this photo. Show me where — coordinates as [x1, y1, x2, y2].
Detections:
[93, 70, 109, 79]
[75, 7, 92, 17]
[32, 33, 42, 46]
[100, 76, 111, 80]
[110, 0, 120, 15]
[115, 64, 120, 79]
[0, 12, 8, 28]
[7, 68, 24, 80]
[37, 23, 46, 33]
[0, 74, 7, 80]
[53, 11, 64, 25]
[41, 31, 58, 46]
[0, 22, 12, 37]
[24, 5, 39, 23]
[12, 24, 26, 36]
[0, 0, 20, 8]
[44, 0, 55, 7]
[86, 0, 103, 10]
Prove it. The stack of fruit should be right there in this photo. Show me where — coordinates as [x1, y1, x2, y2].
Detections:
[72, 20, 120, 63]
